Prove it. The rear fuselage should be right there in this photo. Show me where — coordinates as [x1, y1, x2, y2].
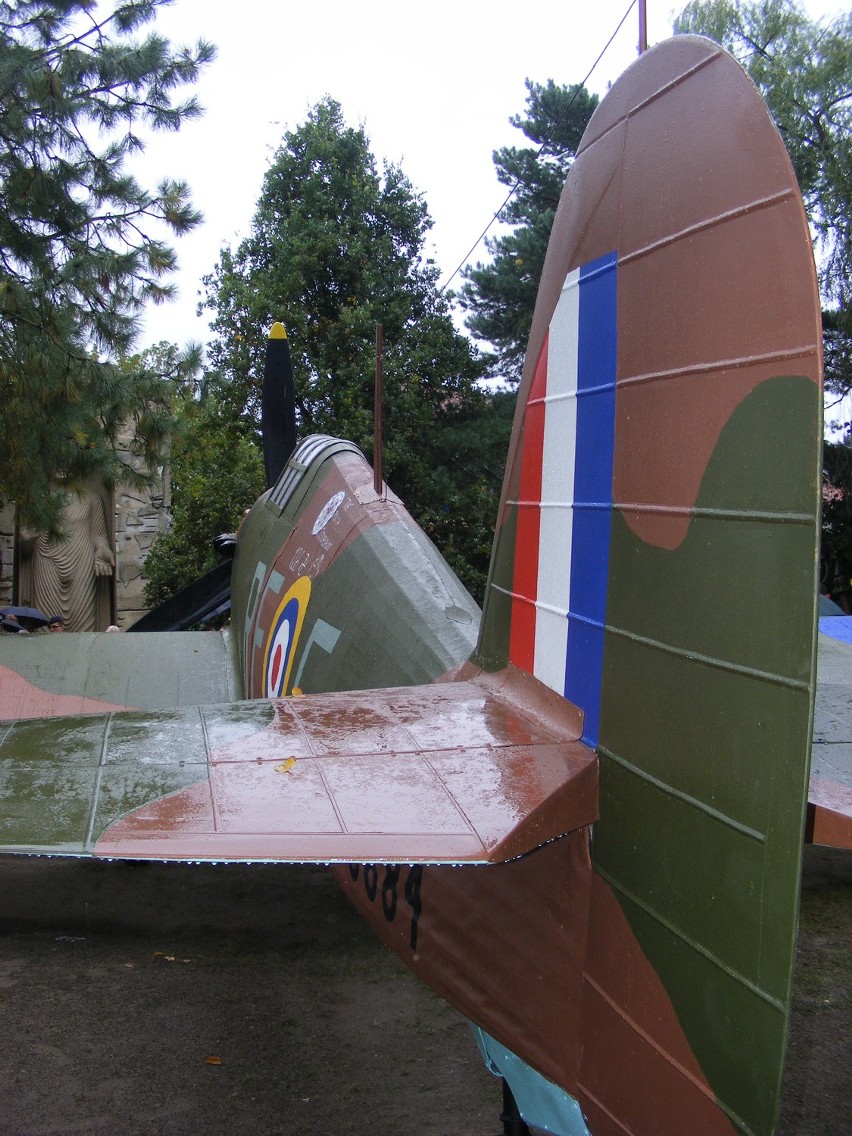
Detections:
[231, 436, 480, 699]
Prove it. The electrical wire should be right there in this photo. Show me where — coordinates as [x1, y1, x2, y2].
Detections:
[439, 0, 638, 294]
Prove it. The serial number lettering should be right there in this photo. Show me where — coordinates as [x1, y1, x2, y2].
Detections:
[348, 863, 423, 952]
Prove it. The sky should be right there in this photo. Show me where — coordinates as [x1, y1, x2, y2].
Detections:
[127, 0, 845, 354]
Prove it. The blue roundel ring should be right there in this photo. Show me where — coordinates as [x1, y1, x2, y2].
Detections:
[262, 576, 312, 698]
[266, 597, 300, 697]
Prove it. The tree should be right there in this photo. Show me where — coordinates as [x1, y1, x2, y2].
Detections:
[142, 398, 265, 608]
[114, 333, 203, 440]
[0, 0, 215, 534]
[460, 80, 599, 381]
[200, 98, 504, 600]
[674, 1, 852, 398]
[820, 438, 852, 605]
[410, 387, 516, 593]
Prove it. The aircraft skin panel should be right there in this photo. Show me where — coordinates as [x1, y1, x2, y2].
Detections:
[578, 873, 740, 1136]
[508, 335, 546, 676]
[509, 254, 619, 735]
[335, 833, 594, 1098]
[233, 444, 480, 699]
[0, 630, 240, 718]
[806, 776, 852, 848]
[0, 663, 132, 719]
[474, 36, 820, 1136]
[334, 830, 738, 1136]
[565, 253, 617, 748]
[0, 674, 597, 864]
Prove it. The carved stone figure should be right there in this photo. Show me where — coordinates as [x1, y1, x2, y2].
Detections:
[18, 490, 115, 632]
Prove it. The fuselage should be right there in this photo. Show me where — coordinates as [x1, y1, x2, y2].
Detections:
[231, 435, 480, 700]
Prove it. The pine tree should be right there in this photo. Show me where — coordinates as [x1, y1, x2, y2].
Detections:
[460, 80, 598, 381]
[0, 0, 214, 533]
[200, 98, 505, 600]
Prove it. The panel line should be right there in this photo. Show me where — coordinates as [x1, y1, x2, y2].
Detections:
[597, 745, 766, 843]
[617, 342, 815, 390]
[605, 624, 811, 692]
[581, 970, 720, 1100]
[620, 187, 795, 266]
[505, 499, 814, 524]
[594, 864, 786, 1013]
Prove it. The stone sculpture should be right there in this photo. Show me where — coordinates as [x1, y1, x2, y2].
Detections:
[18, 490, 114, 631]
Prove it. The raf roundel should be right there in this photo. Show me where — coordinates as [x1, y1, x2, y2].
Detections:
[263, 577, 312, 697]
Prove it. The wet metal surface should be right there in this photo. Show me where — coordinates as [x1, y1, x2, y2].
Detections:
[476, 35, 821, 1136]
[0, 631, 239, 718]
[0, 674, 596, 864]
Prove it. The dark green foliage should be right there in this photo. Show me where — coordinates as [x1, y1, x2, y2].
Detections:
[115, 336, 203, 447]
[202, 99, 478, 435]
[0, 1, 214, 533]
[142, 402, 265, 608]
[200, 98, 507, 601]
[821, 440, 852, 606]
[824, 309, 852, 431]
[395, 387, 517, 599]
[460, 80, 598, 381]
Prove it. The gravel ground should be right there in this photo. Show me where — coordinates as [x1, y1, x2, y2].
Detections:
[0, 846, 848, 1136]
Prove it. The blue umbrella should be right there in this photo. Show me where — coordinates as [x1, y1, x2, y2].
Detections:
[818, 594, 848, 617]
[1, 605, 49, 629]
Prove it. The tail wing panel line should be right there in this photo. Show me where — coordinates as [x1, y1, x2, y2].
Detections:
[0, 676, 599, 866]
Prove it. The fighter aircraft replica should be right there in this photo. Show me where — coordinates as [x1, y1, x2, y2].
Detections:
[0, 34, 848, 1136]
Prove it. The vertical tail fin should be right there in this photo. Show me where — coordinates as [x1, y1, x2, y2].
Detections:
[478, 36, 822, 753]
[476, 38, 822, 1133]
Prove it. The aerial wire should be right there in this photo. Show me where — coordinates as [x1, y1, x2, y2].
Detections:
[439, 0, 638, 294]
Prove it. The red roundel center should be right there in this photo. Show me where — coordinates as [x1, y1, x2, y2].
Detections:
[271, 643, 283, 690]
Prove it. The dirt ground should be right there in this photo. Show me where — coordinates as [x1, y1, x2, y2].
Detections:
[0, 847, 848, 1136]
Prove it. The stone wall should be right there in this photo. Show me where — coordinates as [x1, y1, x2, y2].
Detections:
[111, 431, 171, 630]
[0, 503, 15, 607]
[113, 482, 171, 628]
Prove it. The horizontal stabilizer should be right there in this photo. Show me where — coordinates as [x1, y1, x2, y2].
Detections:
[0, 630, 240, 717]
[0, 671, 597, 865]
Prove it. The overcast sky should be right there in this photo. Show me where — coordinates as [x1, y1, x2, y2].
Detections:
[129, 0, 844, 353]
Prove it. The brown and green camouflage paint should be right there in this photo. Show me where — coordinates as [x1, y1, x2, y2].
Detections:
[0, 35, 825, 1136]
[232, 442, 480, 698]
[593, 378, 820, 1134]
[469, 35, 821, 1136]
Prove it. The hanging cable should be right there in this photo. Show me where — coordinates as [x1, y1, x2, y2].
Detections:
[439, 0, 637, 294]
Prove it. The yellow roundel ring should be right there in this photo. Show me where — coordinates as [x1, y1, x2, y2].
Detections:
[262, 576, 311, 697]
